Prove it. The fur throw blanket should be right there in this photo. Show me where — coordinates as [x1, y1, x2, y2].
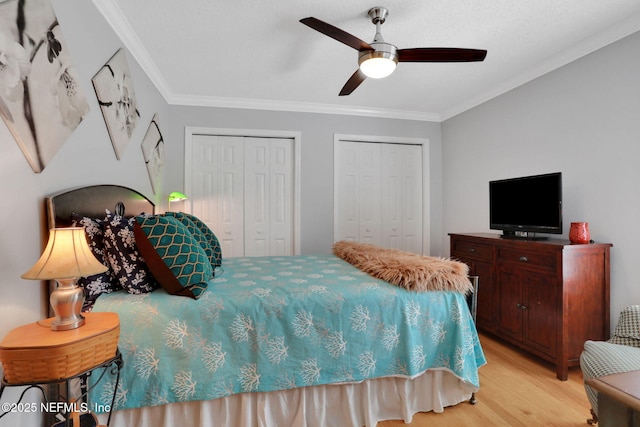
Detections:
[333, 241, 472, 294]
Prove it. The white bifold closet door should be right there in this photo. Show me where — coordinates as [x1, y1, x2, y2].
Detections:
[335, 140, 423, 254]
[189, 135, 293, 257]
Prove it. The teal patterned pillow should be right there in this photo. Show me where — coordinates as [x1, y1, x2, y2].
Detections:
[165, 212, 221, 268]
[165, 212, 222, 267]
[134, 215, 212, 299]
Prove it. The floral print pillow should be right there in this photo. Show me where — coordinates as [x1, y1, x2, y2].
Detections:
[71, 214, 120, 311]
[103, 210, 158, 294]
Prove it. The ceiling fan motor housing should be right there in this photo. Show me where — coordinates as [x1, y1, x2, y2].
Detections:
[358, 6, 398, 78]
[358, 42, 398, 78]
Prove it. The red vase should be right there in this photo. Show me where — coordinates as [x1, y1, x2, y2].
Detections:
[569, 222, 590, 244]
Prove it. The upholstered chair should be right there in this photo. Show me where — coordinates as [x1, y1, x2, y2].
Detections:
[580, 305, 640, 424]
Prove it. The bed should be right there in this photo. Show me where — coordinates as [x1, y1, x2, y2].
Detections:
[45, 184, 486, 427]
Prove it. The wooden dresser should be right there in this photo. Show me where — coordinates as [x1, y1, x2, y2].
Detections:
[450, 233, 612, 380]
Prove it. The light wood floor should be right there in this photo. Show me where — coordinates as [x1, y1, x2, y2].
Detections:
[378, 332, 592, 427]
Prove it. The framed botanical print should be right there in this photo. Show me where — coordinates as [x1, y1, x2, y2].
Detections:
[92, 48, 140, 160]
[0, 0, 90, 173]
[141, 114, 164, 194]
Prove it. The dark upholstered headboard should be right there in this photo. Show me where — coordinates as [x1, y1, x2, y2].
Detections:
[46, 185, 156, 228]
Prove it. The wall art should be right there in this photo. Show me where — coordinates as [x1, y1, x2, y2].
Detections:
[140, 114, 164, 194]
[92, 48, 140, 160]
[0, 0, 90, 173]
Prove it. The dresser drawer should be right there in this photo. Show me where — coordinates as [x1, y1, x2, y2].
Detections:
[496, 248, 558, 272]
[452, 239, 493, 261]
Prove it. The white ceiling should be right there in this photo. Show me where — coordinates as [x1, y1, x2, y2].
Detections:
[95, 0, 640, 121]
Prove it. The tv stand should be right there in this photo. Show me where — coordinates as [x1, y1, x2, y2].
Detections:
[449, 232, 612, 380]
[501, 230, 548, 240]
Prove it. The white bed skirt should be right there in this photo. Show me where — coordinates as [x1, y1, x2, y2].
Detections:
[98, 369, 476, 427]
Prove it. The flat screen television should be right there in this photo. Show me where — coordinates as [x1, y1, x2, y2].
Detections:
[489, 172, 562, 239]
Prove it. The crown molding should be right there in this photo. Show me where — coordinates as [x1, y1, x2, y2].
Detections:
[167, 93, 441, 122]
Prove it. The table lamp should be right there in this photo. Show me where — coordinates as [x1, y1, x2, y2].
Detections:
[21, 227, 108, 331]
[168, 191, 188, 211]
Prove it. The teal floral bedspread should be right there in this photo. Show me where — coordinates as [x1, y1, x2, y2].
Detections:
[90, 255, 486, 411]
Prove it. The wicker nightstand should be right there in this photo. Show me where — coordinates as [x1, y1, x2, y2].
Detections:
[0, 312, 121, 427]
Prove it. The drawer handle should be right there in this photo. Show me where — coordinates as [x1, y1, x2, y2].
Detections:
[519, 256, 528, 262]
[468, 248, 476, 253]
[516, 303, 528, 310]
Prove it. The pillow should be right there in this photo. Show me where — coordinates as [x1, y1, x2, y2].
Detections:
[165, 212, 222, 268]
[103, 211, 159, 294]
[71, 214, 120, 310]
[134, 214, 212, 299]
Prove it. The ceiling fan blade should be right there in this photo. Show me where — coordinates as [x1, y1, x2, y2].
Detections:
[300, 17, 373, 51]
[398, 48, 487, 62]
[339, 69, 367, 96]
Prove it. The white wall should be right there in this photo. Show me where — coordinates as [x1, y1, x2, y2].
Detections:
[442, 30, 640, 328]
[0, 2, 167, 424]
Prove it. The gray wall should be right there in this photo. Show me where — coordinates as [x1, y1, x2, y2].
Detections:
[442, 30, 640, 328]
[165, 106, 443, 256]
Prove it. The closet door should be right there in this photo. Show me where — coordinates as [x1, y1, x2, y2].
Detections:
[190, 135, 245, 257]
[381, 143, 423, 253]
[335, 140, 423, 254]
[359, 143, 382, 245]
[334, 141, 382, 246]
[189, 134, 293, 257]
[244, 137, 293, 256]
[334, 141, 359, 243]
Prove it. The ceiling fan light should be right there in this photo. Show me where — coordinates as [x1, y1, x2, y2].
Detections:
[358, 43, 398, 79]
[359, 57, 397, 78]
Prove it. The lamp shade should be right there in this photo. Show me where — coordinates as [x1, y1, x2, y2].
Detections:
[22, 227, 108, 280]
[168, 191, 188, 203]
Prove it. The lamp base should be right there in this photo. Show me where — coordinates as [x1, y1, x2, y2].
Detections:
[50, 278, 86, 331]
[36, 316, 85, 329]
[50, 314, 86, 331]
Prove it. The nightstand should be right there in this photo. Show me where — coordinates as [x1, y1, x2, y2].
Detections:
[0, 312, 122, 427]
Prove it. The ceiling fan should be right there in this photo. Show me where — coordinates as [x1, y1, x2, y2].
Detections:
[300, 6, 487, 96]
